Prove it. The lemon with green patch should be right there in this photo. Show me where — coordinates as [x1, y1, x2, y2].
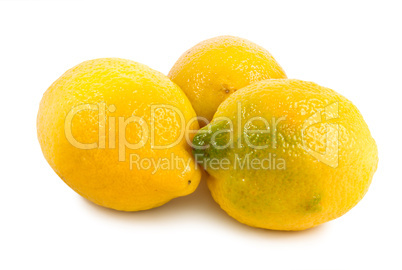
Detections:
[193, 79, 378, 231]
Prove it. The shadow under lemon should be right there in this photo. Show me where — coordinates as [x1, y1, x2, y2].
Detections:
[81, 173, 328, 238]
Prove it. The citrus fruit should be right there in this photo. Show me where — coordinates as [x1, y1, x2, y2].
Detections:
[37, 58, 201, 211]
[168, 35, 287, 124]
[193, 79, 378, 230]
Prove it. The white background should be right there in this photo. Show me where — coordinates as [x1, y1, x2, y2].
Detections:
[1, 1, 401, 269]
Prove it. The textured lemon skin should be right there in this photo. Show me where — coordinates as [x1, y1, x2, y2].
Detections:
[168, 36, 287, 123]
[37, 58, 201, 211]
[194, 79, 378, 231]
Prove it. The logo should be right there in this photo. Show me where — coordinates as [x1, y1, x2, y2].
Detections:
[301, 102, 339, 168]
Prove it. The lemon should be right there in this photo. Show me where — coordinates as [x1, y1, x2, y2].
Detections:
[193, 79, 378, 231]
[168, 36, 287, 124]
[37, 58, 201, 211]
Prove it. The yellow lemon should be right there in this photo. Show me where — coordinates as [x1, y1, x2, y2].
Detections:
[37, 58, 201, 211]
[168, 36, 287, 124]
[193, 79, 378, 230]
